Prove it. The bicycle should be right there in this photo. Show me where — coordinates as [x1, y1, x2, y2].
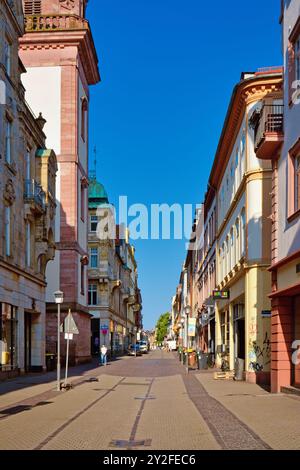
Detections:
[221, 357, 230, 371]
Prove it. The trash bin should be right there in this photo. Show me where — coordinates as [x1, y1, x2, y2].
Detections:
[234, 357, 245, 381]
[188, 351, 197, 368]
[46, 353, 56, 372]
[198, 353, 208, 370]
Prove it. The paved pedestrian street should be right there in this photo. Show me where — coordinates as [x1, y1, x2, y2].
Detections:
[0, 350, 300, 450]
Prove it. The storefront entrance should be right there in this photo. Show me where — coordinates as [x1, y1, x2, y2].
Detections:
[24, 312, 32, 372]
[91, 318, 100, 356]
[0, 303, 18, 371]
[293, 296, 300, 389]
[234, 304, 245, 361]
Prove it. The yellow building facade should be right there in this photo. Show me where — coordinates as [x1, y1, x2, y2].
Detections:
[213, 69, 283, 385]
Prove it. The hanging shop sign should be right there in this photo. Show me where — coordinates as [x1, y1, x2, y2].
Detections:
[213, 290, 230, 300]
[188, 318, 196, 337]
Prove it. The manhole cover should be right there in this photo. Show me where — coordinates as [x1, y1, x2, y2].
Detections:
[110, 439, 152, 448]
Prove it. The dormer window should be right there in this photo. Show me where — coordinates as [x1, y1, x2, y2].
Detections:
[24, 0, 42, 15]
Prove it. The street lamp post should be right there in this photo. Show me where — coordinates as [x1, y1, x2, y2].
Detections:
[184, 305, 191, 374]
[180, 318, 185, 362]
[54, 290, 64, 391]
[134, 327, 137, 357]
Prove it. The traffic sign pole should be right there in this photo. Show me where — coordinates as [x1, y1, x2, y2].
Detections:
[57, 303, 61, 391]
[64, 309, 71, 388]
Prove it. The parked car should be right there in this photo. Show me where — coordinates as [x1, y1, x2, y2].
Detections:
[127, 344, 142, 356]
[137, 340, 149, 354]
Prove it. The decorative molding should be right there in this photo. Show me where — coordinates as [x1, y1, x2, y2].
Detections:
[60, 0, 76, 10]
[208, 74, 283, 190]
[3, 179, 16, 205]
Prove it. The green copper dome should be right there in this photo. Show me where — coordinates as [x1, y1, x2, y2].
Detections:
[88, 177, 109, 208]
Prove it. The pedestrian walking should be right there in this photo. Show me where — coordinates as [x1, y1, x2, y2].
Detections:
[100, 344, 108, 366]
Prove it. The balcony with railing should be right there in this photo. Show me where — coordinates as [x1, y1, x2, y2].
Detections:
[24, 179, 46, 214]
[24, 14, 89, 33]
[254, 104, 284, 159]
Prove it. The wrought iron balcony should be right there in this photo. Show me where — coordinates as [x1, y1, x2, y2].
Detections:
[24, 179, 46, 213]
[254, 104, 284, 159]
[24, 14, 89, 33]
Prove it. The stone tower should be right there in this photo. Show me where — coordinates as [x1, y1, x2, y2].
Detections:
[19, 0, 100, 363]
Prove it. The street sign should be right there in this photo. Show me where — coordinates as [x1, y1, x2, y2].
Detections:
[213, 290, 230, 300]
[63, 312, 79, 335]
[63, 309, 77, 389]
[188, 318, 196, 337]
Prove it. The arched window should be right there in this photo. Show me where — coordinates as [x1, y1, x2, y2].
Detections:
[219, 248, 223, 283]
[230, 227, 235, 270]
[81, 98, 88, 142]
[222, 241, 226, 278]
[235, 218, 240, 263]
[226, 236, 230, 275]
[240, 134, 246, 179]
[241, 208, 246, 257]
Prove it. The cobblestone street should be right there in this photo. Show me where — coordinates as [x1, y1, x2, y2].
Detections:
[0, 350, 300, 450]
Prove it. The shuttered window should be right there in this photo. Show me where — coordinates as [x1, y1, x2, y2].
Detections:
[24, 1, 42, 15]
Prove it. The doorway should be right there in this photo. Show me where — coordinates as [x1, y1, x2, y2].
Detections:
[91, 318, 100, 356]
[24, 312, 32, 372]
[234, 304, 245, 361]
[236, 319, 245, 359]
[293, 296, 300, 389]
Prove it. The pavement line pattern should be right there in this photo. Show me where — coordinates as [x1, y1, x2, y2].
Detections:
[34, 377, 126, 450]
[128, 378, 155, 448]
[0, 369, 106, 417]
[183, 374, 271, 450]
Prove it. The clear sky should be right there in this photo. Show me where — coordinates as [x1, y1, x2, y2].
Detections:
[87, 0, 282, 330]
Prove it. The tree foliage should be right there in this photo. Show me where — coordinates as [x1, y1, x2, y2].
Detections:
[155, 312, 170, 343]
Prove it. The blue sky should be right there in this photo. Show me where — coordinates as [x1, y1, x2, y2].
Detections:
[87, 0, 282, 330]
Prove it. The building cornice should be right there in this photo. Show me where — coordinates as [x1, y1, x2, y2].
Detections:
[208, 74, 283, 191]
[269, 249, 300, 272]
[0, 260, 46, 287]
[19, 28, 100, 85]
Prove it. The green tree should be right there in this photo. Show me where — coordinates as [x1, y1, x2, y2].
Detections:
[155, 312, 170, 344]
